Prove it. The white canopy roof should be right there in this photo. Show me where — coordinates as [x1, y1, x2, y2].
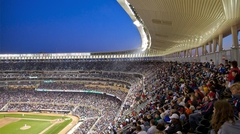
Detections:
[118, 0, 240, 55]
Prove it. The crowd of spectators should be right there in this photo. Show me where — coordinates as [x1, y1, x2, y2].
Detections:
[116, 60, 240, 134]
[0, 88, 122, 133]
[38, 83, 127, 101]
[6, 103, 74, 112]
[1, 60, 240, 133]
[73, 106, 100, 118]
[0, 71, 138, 84]
[0, 61, 153, 72]
[73, 118, 98, 134]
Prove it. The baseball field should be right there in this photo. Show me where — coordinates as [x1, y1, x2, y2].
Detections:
[0, 112, 79, 134]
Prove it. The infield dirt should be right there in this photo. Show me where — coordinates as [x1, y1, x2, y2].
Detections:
[0, 118, 20, 128]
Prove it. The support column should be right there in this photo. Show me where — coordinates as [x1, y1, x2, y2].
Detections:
[202, 45, 205, 55]
[213, 38, 217, 52]
[184, 50, 187, 57]
[230, 25, 239, 64]
[205, 44, 208, 54]
[231, 25, 239, 48]
[218, 34, 223, 51]
[189, 49, 192, 57]
[204, 44, 207, 55]
[195, 47, 199, 56]
[209, 42, 212, 53]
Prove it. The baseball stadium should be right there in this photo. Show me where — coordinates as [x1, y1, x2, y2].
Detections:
[1, 0, 240, 134]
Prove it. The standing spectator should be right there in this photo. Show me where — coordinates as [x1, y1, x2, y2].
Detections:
[228, 61, 240, 86]
[210, 100, 240, 134]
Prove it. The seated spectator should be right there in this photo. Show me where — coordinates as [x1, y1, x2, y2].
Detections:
[202, 84, 209, 94]
[230, 83, 240, 117]
[194, 87, 204, 100]
[197, 95, 210, 110]
[156, 123, 165, 134]
[232, 70, 240, 83]
[198, 86, 206, 96]
[211, 100, 240, 134]
[219, 63, 226, 74]
[147, 119, 159, 134]
[188, 93, 199, 109]
[141, 117, 150, 132]
[165, 114, 182, 134]
[134, 126, 147, 134]
[137, 121, 145, 132]
[177, 97, 185, 107]
[154, 113, 161, 124]
[184, 103, 192, 116]
[189, 91, 216, 130]
[179, 107, 187, 123]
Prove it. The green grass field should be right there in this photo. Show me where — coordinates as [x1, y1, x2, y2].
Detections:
[0, 113, 72, 134]
[0, 120, 51, 134]
[0, 114, 62, 120]
[44, 119, 72, 134]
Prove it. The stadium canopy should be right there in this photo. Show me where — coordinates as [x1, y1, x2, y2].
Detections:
[118, 0, 240, 55]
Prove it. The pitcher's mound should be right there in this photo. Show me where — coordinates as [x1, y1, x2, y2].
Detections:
[20, 125, 31, 130]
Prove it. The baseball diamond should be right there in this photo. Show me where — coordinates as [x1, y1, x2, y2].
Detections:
[0, 112, 78, 134]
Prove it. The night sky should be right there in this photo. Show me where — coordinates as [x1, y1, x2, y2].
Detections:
[0, 0, 238, 54]
[0, 0, 141, 54]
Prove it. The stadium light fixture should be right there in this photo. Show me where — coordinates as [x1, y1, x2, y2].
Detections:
[133, 20, 141, 27]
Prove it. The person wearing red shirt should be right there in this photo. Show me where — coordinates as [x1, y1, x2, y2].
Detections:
[228, 61, 240, 84]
